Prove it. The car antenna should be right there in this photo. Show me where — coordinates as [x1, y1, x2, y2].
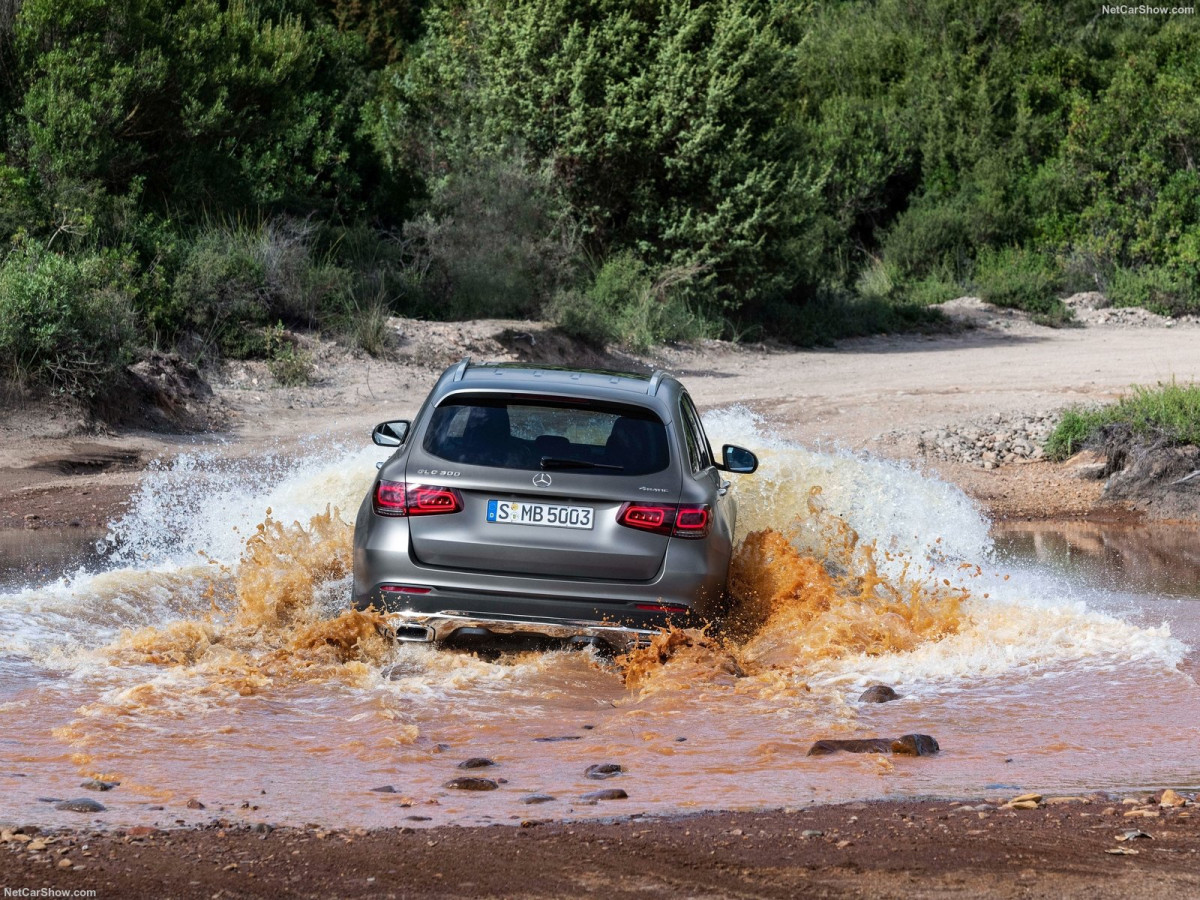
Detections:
[451, 356, 471, 382]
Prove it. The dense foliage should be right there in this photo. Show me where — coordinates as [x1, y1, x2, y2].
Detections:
[1, 0, 1198, 402]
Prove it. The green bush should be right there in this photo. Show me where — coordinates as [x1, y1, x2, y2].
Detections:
[1045, 380, 1200, 461]
[737, 286, 945, 347]
[903, 275, 961, 307]
[390, 0, 812, 316]
[550, 252, 715, 352]
[974, 247, 1066, 317]
[400, 153, 581, 320]
[168, 218, 350, 359]
[266, 324, 315, 386]
[0, 243, 138, 400]
[1106, 266, 1200, 318]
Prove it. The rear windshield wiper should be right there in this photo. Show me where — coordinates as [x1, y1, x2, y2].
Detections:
[539, 457, 624, 471]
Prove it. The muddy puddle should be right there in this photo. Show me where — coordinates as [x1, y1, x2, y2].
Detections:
[1, 410, 1196, 829]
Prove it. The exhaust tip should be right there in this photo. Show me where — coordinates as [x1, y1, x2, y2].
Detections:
[393, 624, 435, 643]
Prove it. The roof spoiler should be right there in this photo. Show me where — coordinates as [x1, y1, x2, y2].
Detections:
[647, 370, 668, 395]
[451, 356, 471, 382]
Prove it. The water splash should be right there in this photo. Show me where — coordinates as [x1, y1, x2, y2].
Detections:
[0, 410, 1192, 828]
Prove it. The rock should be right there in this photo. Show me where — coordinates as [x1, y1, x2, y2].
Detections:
[1160, 789, 1187, 808]
[1116, 829, 1152, 842]
[457, 758, 496, 770]
[1099, 429, 1200, 520]
[805, 734, 939, 757]
[81, 779, 119, 791]
[186, 798, 205, 809]
[858, 685, 900, 703]
[580, 788, 627, 801]
[1008, 800, 1040, 811]
[126, 827, 160, 838]
[54, 798, 105, 813]
[807, 739, 893, 756]
[443, 777, 498, 791]
[369, 785, 397, 793]
[1044, 796, 1088, 806]
[533, 736, 582, 743]
[800, 829, 824, 838]
[1008, 792, 1044, 805]
[585, 763, 623, 779]
[57, 858, 73, 869]
[890, 734, 939, 756]
[521, 794, 556, 805]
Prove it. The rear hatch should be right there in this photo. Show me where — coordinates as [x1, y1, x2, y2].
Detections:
[404, 393, 680, 581]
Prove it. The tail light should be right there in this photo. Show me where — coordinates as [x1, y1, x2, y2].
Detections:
[616, 503, 711, 539]
[373, 481, 463, 517]
[380, 584, 433, 595]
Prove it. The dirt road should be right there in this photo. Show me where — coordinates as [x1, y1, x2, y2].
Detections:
[4, 301, 1199, 527]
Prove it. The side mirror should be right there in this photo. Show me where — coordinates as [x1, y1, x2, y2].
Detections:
[372, 420, 410, 447]
[720, 444, 758, 474]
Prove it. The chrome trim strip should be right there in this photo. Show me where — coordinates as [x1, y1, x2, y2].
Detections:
[386, 610, 657, 650]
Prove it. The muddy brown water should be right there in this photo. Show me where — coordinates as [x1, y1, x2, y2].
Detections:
[1, 414, 1196, 829]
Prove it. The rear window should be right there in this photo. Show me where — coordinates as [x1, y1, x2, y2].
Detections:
[422, 395, 670, 475]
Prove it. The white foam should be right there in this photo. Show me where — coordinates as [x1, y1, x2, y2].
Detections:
[0, 407, 1187, 688]
[0, 441, 387, 661]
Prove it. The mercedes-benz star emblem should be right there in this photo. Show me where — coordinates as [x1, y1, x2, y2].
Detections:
[532, 472, 552, 487]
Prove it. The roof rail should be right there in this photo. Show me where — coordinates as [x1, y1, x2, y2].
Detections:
[451, 356, 471, 382]
[647, 369, 668, 395]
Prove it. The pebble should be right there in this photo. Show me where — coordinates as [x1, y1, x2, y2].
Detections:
[580, 788, 627, 801]
[585, 763, 623, 780]
[801, 829, 824, 838]
[917, 413, 1055, 469]
[533, 736, 582, 743]
[1003, 796, 1041, 811]
[186, 799, 205, 809]
[457, 758, 496, 770]
[443, 777, 498, 791]
[1116, 829, 1151, 842]
[57, 858, 73, 869]
[54, 798, 105, 813]
[80, 779, 119, 792]
[369, 785, 397, 793]
[521, 794, 556, 805]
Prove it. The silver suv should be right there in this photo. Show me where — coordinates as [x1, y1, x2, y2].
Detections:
[352, 360, 758, 651]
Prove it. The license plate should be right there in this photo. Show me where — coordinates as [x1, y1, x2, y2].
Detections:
[486, 499, 594, 530]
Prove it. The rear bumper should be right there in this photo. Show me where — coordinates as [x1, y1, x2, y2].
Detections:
[381, 609, 658, 651]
